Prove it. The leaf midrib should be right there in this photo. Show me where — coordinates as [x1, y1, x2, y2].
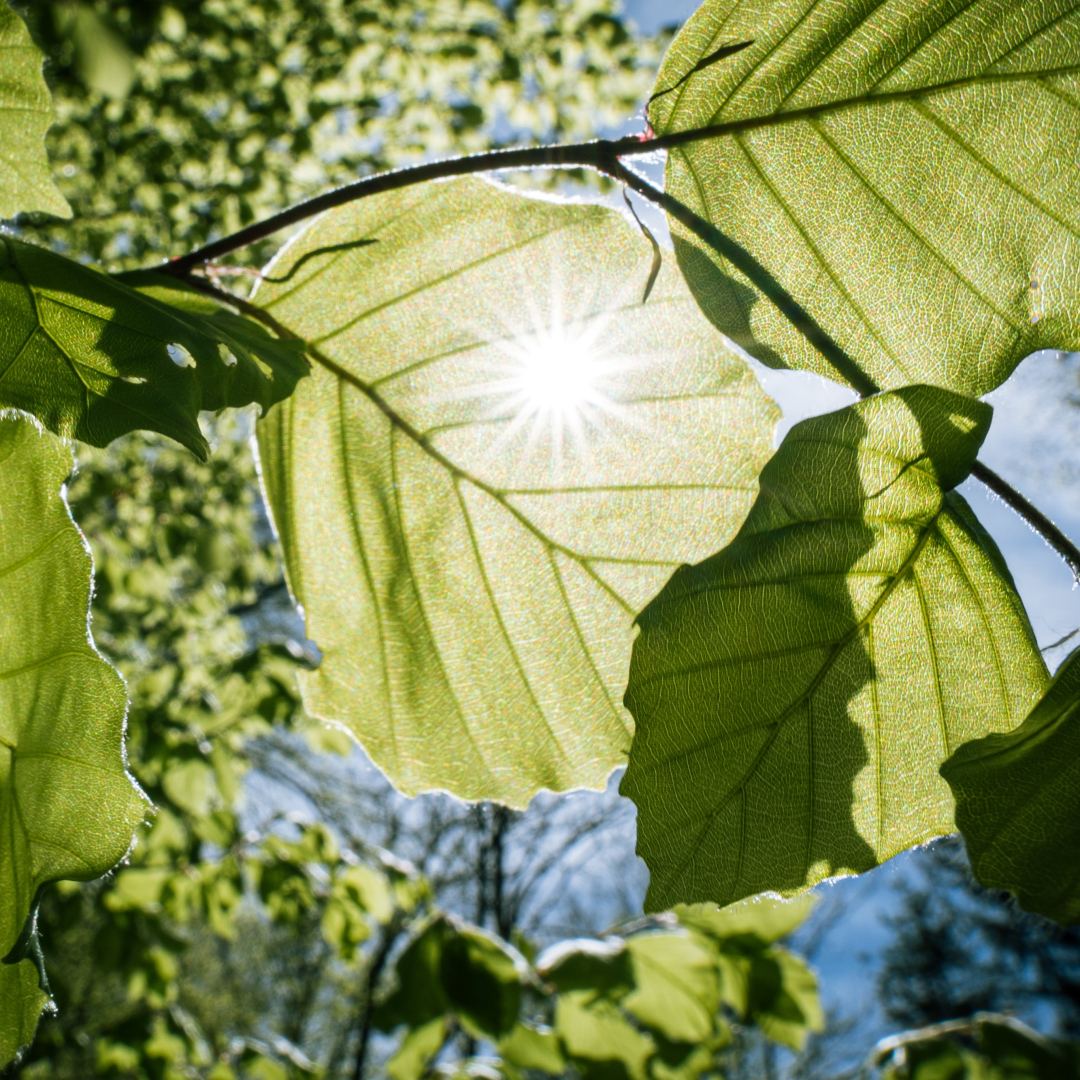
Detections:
[664, 63, 1080, 144]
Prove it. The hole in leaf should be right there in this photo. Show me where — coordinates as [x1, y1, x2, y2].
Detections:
[122, 376, 148, 385]
[218, 343, 238, 367]
[167, 343, 196, 368]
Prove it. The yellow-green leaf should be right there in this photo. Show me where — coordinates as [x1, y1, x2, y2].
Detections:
[653, 0, 1080, 396]
[0, 418, 147, 1063]
[0, 1, 71, 219]
[254, 177, 779, 805]
[622, 385, 1047, 911]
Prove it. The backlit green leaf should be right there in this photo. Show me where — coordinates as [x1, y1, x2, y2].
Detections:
[0, 1, 71, 219]
[500, 1023, 565, 1075]
[941, 643, 1080, 924]
[653, 0, 1080, 396]
[555, 992, 654, 1080]
[622, 933, 719, 1043]
[675, 894, 815, 946]
[254, 176, 779, 805]
[0, 958, 49, 1069]
[622, 385, 1047, 910]
[0, 418, 147, 1061]
[0, 240, 308, 459]
[386, 1017, 448, 1080]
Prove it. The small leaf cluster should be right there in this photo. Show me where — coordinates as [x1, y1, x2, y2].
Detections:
[372, 897, 821, 1080]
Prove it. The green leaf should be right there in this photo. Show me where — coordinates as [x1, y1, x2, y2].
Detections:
[387, 1017, 449, 1080]
[881, 1017, 1080, 1080]
[254, 176, 779, 805]
[536, 938, 635, 996]
[746, 949, 823, 1051]
[941, 642, 1080, 924]
[675, 894, 815, 946]
[0, 240, 308, 459]
[622, 384, 1047, 911]
[441, 920, 524, 1040]
[673, 896, 821, 1048]
[374, 914, 524, 1039]
[0, 1, 71, 219]
[622, 933, 719, 1043]
[653, 0, 1080, 396]
[0, 418, 147, 1059]
[373, 916, 449, 1031]
[0, 956, 49, 1068]
[555, 991, 655, 1080]
[54, 4, 137, 101]
[499, 1023, 565, 1075]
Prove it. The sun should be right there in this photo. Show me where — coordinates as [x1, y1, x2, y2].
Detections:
[467, 300, 634, 469]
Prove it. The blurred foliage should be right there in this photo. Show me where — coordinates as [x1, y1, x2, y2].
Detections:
[875, 1015, 1080, 1080]
[15, 0, 663, 270]
[370, 898, 822, 1080]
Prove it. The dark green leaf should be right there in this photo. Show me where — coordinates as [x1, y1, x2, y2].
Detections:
[536, 938, 634, 996]
[441, 921, 524, 1039]
[941, 643, 1080, 924]
[0, 240, 308, 459]
[622, 385, 1047, 910]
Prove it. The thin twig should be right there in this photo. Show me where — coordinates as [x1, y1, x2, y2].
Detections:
[971, 460, 1080, 582]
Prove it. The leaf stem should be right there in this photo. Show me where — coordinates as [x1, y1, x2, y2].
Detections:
[970, 461, 1080, 582]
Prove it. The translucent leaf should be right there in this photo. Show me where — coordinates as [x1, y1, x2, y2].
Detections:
[622, 933, 719, 1043]
[0, 1, 71, 219]
[622, 385, 1047, 910]
[0, 419, 147, 1061]
[653, 0, 1080, 396]
[254, 176, 779, 805]
[555, 992, 655, 1080]
[499, 1023, 565, 1075]
[675, 894, 815, 946]
[0, 240, 308, 459]
[941, 642, 1080, 924]
[0, 959, 49, 1068]
[387, 1018, 448, 1080]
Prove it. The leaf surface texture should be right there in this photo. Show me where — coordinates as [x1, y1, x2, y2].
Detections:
[0, 2, 70, 219]
[622, 385, 1047, 910]
[652, 0, 1080, 395]
[254, 177, 779, 804]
